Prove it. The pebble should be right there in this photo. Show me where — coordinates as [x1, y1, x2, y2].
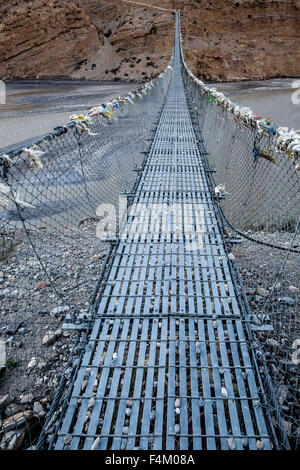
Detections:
[256, 287, 269, 297]
[0, 431, 15, 449]
[174, 398, 180, 408]
[278, 296, 295, 306]
[7, 430, 25, 450]
[228, 437, 235, 450]
[91, 437, 100, 450]
[42, 332, 56, 346]
[81, 380, 88, 393]
[35, 281, 47, 290]
[289, 285, 298, 293]
[150, 410, 156, 421]
[282, 419, 294, 436]
[126, 400, 133, 408]
[125, 408, 132, 417]
[20, 393, 33, 404]
[242, 438, 249, 449]
[266, 338, 279, 348]
[4, 403, 22, 417]
[256, 440, 264, 450]
[121, 439, 127, 450]
[123, 426, 129, 435]
[0, 394, 11, 408]
[27, 357, 36, 369]
[33, 401, 45, 417]
[64, 435, 72, 446]
[0, 339, 6, 370]
[51, 306, 69, 316]
[221, 387, 228, 399]
[2, 410, 32, 433]
[174, 424, 180, 434]
[245, 288, 255, 295]
[88, 397, 95, 410]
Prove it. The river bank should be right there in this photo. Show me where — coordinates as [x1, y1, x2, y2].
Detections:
[0, 80, 138, 152]
[0, 77, 299, 152]
[211, 77, 300, 129]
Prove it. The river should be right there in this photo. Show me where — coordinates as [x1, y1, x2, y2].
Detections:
[210, 77, 300, 129]
[0, 78, 299, 153]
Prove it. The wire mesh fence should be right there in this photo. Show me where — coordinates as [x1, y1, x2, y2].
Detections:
[181, 31, 300, 449]
[0, 70, 172, 450]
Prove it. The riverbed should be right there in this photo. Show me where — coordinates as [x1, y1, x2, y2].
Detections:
[0, 80, 138, 152]
[210, 77, 300, 129]
[0, 78, 299, 152]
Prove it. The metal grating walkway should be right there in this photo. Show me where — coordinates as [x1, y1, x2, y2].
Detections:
[53, 14, 273, 451]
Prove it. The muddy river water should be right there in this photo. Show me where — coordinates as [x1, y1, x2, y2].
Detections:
[0, 78, 299, 152]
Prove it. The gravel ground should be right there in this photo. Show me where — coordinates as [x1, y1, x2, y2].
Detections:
[231, 229, 300, 448]
[0, 218, 109, 449]
[0, 80, 138, 152]
[0, 223, 299, 449]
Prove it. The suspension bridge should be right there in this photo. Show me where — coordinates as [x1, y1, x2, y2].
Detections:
[49, 14, 274, 450]
[0, 11, 299, 452]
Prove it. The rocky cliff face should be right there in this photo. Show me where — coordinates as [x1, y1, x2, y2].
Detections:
[0, 0, 299, 82]
[179, 0, 300, 81]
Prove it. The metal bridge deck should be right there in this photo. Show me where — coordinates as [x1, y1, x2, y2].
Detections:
[53, 16, 273, 451]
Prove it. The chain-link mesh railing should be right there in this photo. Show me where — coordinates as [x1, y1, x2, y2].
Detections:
[0, 69, 172, 450]
[180, 20, 300, 449]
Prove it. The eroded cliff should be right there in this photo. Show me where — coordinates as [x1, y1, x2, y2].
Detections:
[0, 0, 299, 82]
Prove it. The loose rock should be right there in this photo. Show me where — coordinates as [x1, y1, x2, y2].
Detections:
[228, 437, 235, 450]
[0, 394, 11, 408]
[2, 410, 32, 433]
[256, 287, 269, 297]
[0, 339, 6, 372]
[20, 393, 33, 404]
[27, 357, 36, 369]
[174, 424, 180, 434]
[42, 332, 56, 346]
[33, 401, 45, 417]
[278, 297, 295, 306]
